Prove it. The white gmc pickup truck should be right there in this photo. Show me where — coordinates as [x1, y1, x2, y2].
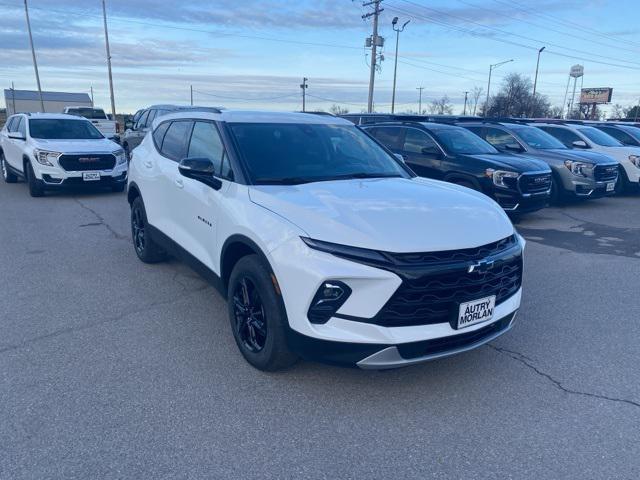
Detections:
[63, 106, 119, 141]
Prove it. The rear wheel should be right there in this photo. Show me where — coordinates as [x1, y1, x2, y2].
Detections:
[228, 255, 298, 371]
[130, 196, 167, 263]
[1, 152, 18, 183]
[25, 161, 44, 197]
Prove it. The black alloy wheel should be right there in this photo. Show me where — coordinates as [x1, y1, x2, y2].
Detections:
[232, 277, 268, 353]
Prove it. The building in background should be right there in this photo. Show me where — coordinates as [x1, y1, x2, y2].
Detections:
[3, 89, 92, 115]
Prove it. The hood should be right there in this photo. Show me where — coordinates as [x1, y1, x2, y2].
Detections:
[31, 138, 120, 153]
[249, 177, 514, 253]
[461, 152, 550, 172]
[544, 148, 619, 165]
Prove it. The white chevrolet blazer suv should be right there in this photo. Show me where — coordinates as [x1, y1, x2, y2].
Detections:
[127, 110, 525, 371]
[0, 113, 127, 197]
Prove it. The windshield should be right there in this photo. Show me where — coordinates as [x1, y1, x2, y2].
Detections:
[29, 119, 104, 139]
[577, 127, 623, 147]
[229, 123, 409, 185]
[66, 108, 107, 119]
[514, 126, 567, 149]
[432, 127, 498, 154]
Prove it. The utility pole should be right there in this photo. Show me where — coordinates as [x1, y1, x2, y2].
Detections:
[90, 86, 94, 107]
[24, 0, 44, 112]
[102, 0, 116, 119]
[532, 46, 545, 98]
[417, 87, 424, 114]
[190, 85, 193, 106]
[363, 0, 384, 114]
[635, 98, 640, 122]
[463, 91, 469, 115]
[485, 59, 513, 116]
[300, 77, 308, 112]
[390, 16, 409, 114]
[11, 82, 16, 115]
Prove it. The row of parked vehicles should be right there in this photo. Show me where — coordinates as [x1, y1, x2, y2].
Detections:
[0, 107, 638, 372]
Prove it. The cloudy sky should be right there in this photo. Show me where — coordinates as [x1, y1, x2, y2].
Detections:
[1, 0, 639, 115]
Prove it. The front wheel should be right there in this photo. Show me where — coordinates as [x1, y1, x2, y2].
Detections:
[227, 255, 298, 371]
[25, 162, 44, 197]
[614, 166, 628, 195]
[1, 153, 18, 183]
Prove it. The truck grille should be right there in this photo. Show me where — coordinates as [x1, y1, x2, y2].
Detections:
[519, 173, 552, 194]
[593, 164, 618, 182]
[58, 154, 116, 172]
[357, 235, 523, 328]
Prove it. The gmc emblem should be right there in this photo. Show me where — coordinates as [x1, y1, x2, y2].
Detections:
[533, 176, 547, 183]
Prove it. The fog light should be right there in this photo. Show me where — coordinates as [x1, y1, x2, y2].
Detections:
[307, 281, 352, 324]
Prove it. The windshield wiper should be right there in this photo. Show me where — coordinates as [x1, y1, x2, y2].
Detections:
[328, 172, 404, 180]
[253, 177, 316, 185]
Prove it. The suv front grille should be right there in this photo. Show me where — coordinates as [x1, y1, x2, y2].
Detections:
[58, 154, 116, 172]
[352, 235, 523, 328]
[519, 173, 552, 194]
[593, 165, 618, 182]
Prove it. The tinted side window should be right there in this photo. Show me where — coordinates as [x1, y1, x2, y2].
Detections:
[187, 121, 225, 175]
[16, 117, 26, 137]
[403, 128, 439, 154]
[160, 121, 193, 161]
[485, 127, 517, 149]
[145, 110, 157, 127]
[539, 127, 580, 148]
[152, 122, 170, 150]
[136, 110, 150, 130]
[371, 126, 404, 150]
[598, 127, 635, 145]
[6, 117, 17, 132]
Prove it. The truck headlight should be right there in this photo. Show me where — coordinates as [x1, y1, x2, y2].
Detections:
[34, 150, 61, 166]
[564, 160, 589, 177]
[113, 149, 127, 165]
[485, 168, 519, 188]
[628, 155, 640, 168]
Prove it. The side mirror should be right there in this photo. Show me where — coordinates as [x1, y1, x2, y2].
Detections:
[572, 140, 589, 149]
[394, 153, 406, 163]
[178, 157, 222, 190]
[124, 120, 134, 130]
[505, 143, 524, 152]
[8, 132, 25, 141]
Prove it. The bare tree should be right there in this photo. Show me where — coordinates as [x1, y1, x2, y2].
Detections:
[329, 104, 349, 115]
[428, 95, 454, 115]
[611, 104, 625, 119]
[471, 86, 483, 116]
[548, 105, 564, 119]
[486, 73, 551, 118]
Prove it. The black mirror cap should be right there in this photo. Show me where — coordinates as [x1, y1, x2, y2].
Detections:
[178, 157, 222, 190]
[8, 133, 26, 141]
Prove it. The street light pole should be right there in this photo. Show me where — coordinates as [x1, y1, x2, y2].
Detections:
[300, 77, 308, 112]
[532, 46, 545, 97]
[485, 59, 513, 116]
[463, 91, 468, 115]
[417, 87, 424, 114]
[390, 17, 409, 114]
[24, 0, 45, 112]
[102, 0, 116, 119]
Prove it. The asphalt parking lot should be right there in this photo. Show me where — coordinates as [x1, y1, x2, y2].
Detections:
[1, 181, 639, 479]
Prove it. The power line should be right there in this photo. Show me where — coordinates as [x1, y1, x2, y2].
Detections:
[192, 89, 299, 101]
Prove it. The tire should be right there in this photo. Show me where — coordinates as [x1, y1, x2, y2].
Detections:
[25, 161, 45, 197]
[130, 196, 167, 263]
[112, 183, 126, 193]
[549, 176, 563, 205]
[1, 152, 18, 183]
[227, 254, 298, 371]
[614, 166, 628, 195]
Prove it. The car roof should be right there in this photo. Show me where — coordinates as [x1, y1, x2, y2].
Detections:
[152, 110, 353, 127]
[16, 113, 90, 121]
[362, 121, 465, 132]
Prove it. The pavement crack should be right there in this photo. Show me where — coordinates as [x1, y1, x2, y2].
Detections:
[74, 197, 127, 240]
[488, 344, 640, 409]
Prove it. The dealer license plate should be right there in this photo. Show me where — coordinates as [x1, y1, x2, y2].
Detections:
[83, 172, 101, 182]
[457, 295, 496, 329]
[606, 182, 615, 192]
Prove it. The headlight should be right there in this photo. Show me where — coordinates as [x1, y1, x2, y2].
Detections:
[564, 160, 589, 177]
[113, 149, 127, 165]
[485, 168, 519, 188]
[34, 149, 61, 166]
[301, 237, 388, 265]
[628, 155, 640, 168]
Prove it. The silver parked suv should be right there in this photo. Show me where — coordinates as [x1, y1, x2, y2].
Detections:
[121, 105, 223, 159]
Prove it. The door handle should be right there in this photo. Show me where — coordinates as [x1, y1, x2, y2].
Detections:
[174, 178, 184, 189]
[143, 161, 152, 168]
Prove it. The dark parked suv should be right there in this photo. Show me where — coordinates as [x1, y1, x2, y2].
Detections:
[460, 120, 619, 202]
[363, 121, 552, 214]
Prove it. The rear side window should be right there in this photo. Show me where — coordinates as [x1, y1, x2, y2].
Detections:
[136, 110, 150, 130]
[597, 126, 637, 145]
[371, 126, 404, 150]
[160, 121, 193, 161]
[146, 110, 158, 127]
[152, 122, 170, 149]
[403, 128, 439, 154]
[187, 121, 225, 174]
[538, 127, 581, 148]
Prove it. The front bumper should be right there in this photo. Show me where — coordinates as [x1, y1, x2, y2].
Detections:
[41, 171, 128, 188]
[493, 190, 549, 214]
